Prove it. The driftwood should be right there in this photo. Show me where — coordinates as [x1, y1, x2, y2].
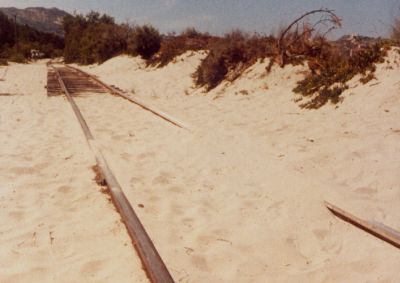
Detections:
[325, 201, 400, 249]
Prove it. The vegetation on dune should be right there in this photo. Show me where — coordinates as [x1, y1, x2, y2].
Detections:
[1, 7, 398, 110]
[63, 12, 128, 64]
[0, 11, 64, 63]
[148, 28, 214, 67]
[59, 9, 398, 108]
[129, 25, 161, 59]
[191, 8, 389, 109]
[276, 9, 342, 68]
[275, 9, 389, 109]
[294, 41, 387, 108]
[194, 30, 276, 90]
[63, 12, 163, 64]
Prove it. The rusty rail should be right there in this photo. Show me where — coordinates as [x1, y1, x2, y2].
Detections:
[325, 201, 400, 249]
[65, 65, 191, 131]
[50, 64, 175, 283]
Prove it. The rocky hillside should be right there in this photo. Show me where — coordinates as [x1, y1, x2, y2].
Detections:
[0, 7, 69, 37]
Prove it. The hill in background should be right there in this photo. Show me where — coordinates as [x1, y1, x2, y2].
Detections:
[0, 7, 69, 37]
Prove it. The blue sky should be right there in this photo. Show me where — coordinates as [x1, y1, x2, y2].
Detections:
[1, 0, 399, 37]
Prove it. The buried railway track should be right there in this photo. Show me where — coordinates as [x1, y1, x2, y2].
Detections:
[47, 64, 177, 283]
[47, 64, 190, 130]
[45, 62, 400, 282]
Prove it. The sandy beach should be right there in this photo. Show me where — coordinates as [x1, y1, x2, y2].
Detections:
[1, 49, 400, 282]
[0, 63, 148, 282]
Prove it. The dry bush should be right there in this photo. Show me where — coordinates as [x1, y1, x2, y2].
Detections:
[194, 30, 276, 90]
[148, 28, 213, 67]
[277, 9, 341, 67]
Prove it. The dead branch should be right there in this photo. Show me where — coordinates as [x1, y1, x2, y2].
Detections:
[277, 8, 342, 67]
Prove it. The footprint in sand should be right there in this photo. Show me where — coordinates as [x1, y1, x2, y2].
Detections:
[355, 186, 378, 196]
[190, 255, 210, 272]
[313, 229, 329, 241]
[319, 234, 343, 255]
[168, 202, 184, 220]
[111, 134, 127, 141]
[182, 217, 194, 228]
[152, 171, 174, 185]
[168, 186, 184, 193]
[80, 260, 104, 277]
[266, 200, 284, 218]
[120, 152, 132, 161]
[137, 151, 155, 160]
[58, 185, 72, 194]
[8, 210, 25, 221]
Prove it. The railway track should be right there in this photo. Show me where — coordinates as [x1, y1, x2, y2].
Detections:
[47, 64, 176, 283]
[48, 65, 190, 130]
[47, 66, 107, 96]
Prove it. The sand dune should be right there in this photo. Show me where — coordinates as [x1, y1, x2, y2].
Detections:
[1, 49, 400, 282]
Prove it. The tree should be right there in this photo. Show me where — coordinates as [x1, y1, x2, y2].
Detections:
[0, 12, 15, 48]
[63, 12, 130, 64]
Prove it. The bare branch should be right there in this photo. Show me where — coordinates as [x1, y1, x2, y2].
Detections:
[277, 8, 342, 67]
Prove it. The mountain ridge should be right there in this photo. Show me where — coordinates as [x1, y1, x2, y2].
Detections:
[0, 7, 70, 37]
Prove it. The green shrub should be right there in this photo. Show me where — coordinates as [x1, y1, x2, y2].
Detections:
[300, 85, 348, 109]
[130, 25, 161, 59]
[63, 12, 127, 64]
[194, 30, 276, 90]
[194, 51, 228, 90]
[9, 52, 26, 63]
[294, 41, 387, 108]
[360, 72, 376, 84]
[148, 28, 212, 67]
[150, 36, 184, 66]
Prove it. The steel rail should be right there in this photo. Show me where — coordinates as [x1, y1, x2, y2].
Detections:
[325, 201, 400, 249]
[50, 64, 175, 283]
[65, 65, 191, 131]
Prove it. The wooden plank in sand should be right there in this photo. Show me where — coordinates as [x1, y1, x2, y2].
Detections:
[50, 65, 175, 283]
[65, 65, 191, 131]
[325, 201, 400, 249]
